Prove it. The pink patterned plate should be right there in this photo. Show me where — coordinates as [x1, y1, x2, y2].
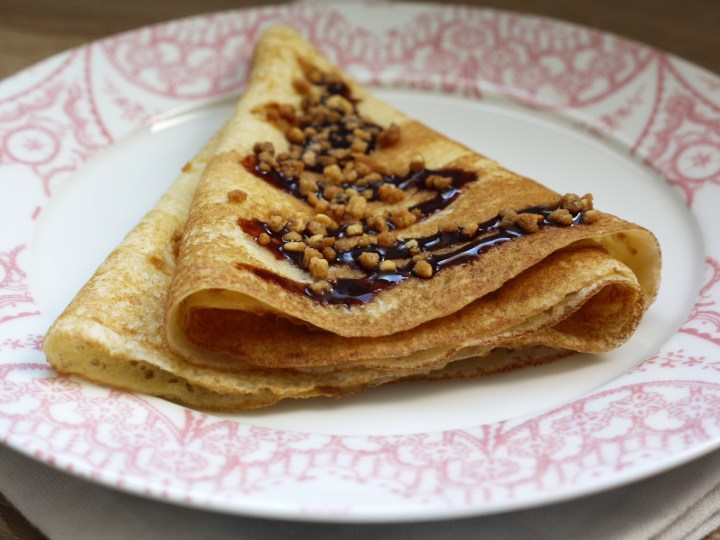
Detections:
[1, 2, 720, 522]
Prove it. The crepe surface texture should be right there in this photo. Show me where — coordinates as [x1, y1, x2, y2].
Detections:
[43, 26, 661, 410]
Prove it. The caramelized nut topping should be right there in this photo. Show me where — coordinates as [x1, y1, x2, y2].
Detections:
[413, 259, 433, 279]
[346, 195, 367, 219]
[268, 215, 286, 233]
[358, 251, 380, 269]
[283, 231, 303, 242]
[283, 241, 306, 253]
[302, 247, 323, 269]
[309, 257, 329, 279]
[515, 213, 543, 233]
[322, 246, 337, 262]
[346, 223, 364, 236]
[309, 280, 331, 294]
[236, 67, 601, 305]
[378, 183, 405, 204]
[391, 208, 417, 228]
[548, 208, 574, 226]
[323, 164, 343, 183]
[583, 209, 600, 223]
[425, 175, 453, 191]
[286, 126, 305, 144]
[377, 231, 396, 248]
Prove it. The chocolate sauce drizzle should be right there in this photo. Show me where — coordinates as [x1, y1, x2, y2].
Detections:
[235, 68, 592, 306]
[239, 205, 586, 306]
[244, 157, 476, 222]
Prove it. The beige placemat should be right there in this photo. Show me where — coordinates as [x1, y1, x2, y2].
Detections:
[3, 442, 720, 540]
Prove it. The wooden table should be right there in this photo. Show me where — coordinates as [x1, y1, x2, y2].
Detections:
[1, 0, 719, 538]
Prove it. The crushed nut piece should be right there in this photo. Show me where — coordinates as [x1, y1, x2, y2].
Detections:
[582, 209, 600, 224]
[286, 126, 305, 144]
[268, 215, 286, 233]
[378, 183, 405, 204]
[277, 159, 304, 178]
[391, 208, 417, 228]
[283, 241, 306, 253]
[346, 223, 364, 236]
[500, 210, 518, 230]
[298, 175, 319, 196]
[354, 161, 371, 177]
[258, 232, 270, 246]
[548, 208, 574, 226]
[370, 215, 389, 233]
[404, 239, 418, 249]
[309, 280, 331, 295]
[579, 193, 594, 211]
[412, 259, 433, 279]
[357, 233, 373, 248]
[379, 260, 398, 273]
[322, 246, 337, 262]
[358, 251, 380, 269]
[306, 220, 327, 236]
[335, 237, 358, 252]
[323, 164, 343, 183]
[307, 233, 325, 248]
[283, 231, 303, 242]
[302, 247, 323, 269]
[353, 128, 372, 141]
[302, 150, 317, 167]
[425, 174, 453, 190]
[351, 138, 369, 154]
[309, 256, 329, 279]
[461, 223, 478, 237]
[253, 142, 274, 155]
[560, 193, 583, 213]
[288, 216, 306, 233]
[314, 214, 334, 226]
[346, 194, 367, 219]
[377, 231, 397, 248]
[515, 212, 543, 233]
[326, 95, 353, 115]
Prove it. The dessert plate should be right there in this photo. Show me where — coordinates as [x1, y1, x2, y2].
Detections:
[1, 2, 719, 522]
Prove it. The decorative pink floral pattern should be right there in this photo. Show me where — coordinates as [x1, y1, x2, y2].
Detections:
[0, 246, 38, 324]
[0, 2, 719, 520]
[681, 258, 720, 346]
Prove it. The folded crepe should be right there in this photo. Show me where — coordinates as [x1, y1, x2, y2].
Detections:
[43, 26, 661, 410]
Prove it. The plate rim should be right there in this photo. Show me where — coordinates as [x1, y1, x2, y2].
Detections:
[1, 1, 720, 522]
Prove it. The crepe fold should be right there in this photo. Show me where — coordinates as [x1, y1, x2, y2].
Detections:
[43, 26, 660, 411]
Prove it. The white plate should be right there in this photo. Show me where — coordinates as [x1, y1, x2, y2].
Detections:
[1, 2, 720, 522]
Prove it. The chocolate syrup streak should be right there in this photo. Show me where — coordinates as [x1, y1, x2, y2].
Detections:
[244, 158, 477, 223]
[238, 206, 586, 306]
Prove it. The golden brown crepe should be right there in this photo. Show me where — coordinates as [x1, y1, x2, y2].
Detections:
[43, 26, 661, 411]
[164, 26, 659, 371]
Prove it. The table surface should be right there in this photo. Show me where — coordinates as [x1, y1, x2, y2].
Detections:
[1, 0, 719, 538]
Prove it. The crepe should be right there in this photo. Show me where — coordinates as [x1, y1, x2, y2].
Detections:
[41, 124, 569, 410]
[43, 26, 661, 411]
[165, 26, 660, 371]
